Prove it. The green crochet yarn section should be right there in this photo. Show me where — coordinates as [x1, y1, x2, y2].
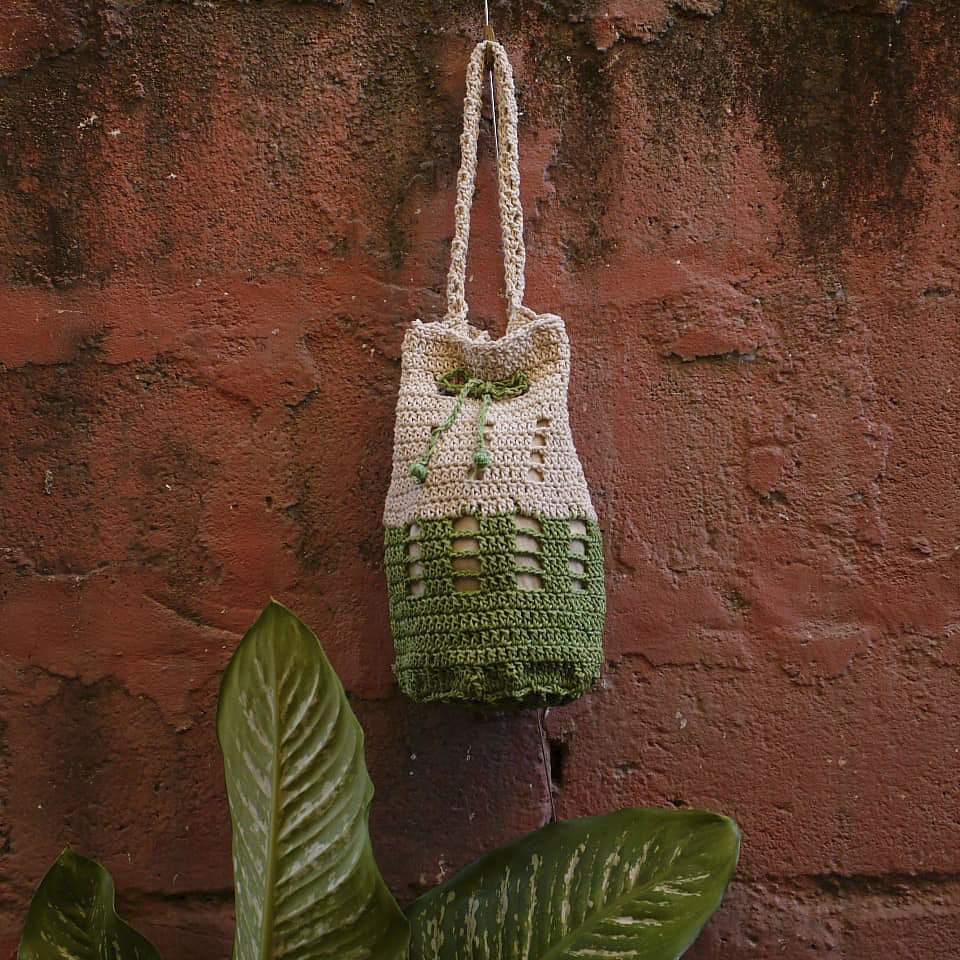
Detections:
[385, 513, 605, 708]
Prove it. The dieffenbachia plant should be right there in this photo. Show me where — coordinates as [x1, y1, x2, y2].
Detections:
[215, 599, 409, 960]
[17, 600, 740, 960]
[16, 848, 162, 960]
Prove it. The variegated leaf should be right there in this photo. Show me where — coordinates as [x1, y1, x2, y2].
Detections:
[406, 807, 739, 960]
[17, 848, 162, 960]
[217, 599, 409, 960]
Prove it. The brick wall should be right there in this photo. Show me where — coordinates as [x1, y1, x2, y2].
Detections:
[1, 1, 958, 956]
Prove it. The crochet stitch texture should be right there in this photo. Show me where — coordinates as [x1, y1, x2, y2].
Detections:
[385, 515, 605, 707]
[383, 39, 605, 707]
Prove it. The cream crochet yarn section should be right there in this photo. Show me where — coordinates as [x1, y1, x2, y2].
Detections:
[383, 314, 597, 526]
[383, 38, 597, 526]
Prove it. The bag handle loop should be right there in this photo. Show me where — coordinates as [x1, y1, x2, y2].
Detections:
[444, 40, 532, 335]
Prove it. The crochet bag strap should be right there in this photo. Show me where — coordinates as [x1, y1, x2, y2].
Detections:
[444, 40, 534, 336]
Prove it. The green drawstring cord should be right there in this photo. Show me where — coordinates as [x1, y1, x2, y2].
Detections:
[410, 366, 529, 484]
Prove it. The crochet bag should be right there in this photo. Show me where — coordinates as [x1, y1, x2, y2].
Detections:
[383, 39, 605, 708]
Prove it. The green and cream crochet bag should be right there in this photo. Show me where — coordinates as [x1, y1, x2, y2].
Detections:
[383, 39, 605, 708]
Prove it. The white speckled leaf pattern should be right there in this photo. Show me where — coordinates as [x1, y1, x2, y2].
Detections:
[217, 600, 409, 960]
[406, 807, 739, 960]
[17, 849, 162, 960]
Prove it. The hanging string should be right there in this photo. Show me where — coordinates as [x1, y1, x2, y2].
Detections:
[444, 34, 527, 331]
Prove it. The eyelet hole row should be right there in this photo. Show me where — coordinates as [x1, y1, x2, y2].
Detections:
[514, 514, 544, 590]
[452, 515, 481, 591]
[569, 518, 587, 591]
[527, 418, 550, 482]
[406, 522, 425, 596]
[405, 516, 589, 597]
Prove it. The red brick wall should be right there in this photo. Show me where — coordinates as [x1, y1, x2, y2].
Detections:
[2, 1, 959, 957]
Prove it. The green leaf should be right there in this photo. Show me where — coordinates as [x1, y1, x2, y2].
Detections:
[217, 598, 409, 960]
[17, 848, 162, 960]
[406, 807, 740, 960]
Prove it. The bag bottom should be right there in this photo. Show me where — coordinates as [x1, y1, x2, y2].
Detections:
[386, 511, 606, 709]
[394, 657, 603, 710]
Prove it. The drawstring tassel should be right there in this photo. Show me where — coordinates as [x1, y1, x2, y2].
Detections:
[411, 367, 528, 484]
[472, 392, 494, 474]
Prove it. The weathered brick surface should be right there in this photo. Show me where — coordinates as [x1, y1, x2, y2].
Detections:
[1, 1, 959, 957]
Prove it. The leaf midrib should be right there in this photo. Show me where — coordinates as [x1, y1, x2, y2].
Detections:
[258, 644, 282, 960]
